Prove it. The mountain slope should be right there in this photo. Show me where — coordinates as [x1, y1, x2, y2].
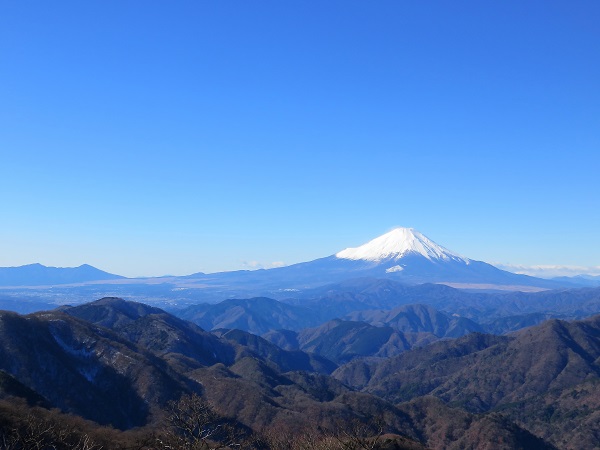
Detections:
[397, 396, 556, 450]
[340, 316, 600, 410]
[63, 297, 239, 367]
[0, 310, 194, 429]
[217, 328, 337, 374]
[334, 315, 600, 448]
[295, 319, 413, 364]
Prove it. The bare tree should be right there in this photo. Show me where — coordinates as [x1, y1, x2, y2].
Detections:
[4, 411, 103, 450]
[156, 393, 242, 450]
[259, 419, 386, 450]
[331, 417, 385, 450]
[1, 431, 19, 450]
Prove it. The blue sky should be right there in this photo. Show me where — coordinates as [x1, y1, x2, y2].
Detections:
[1, 1, 599, 277]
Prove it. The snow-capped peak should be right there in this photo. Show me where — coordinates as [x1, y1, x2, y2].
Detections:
[335, 228, 470, 263]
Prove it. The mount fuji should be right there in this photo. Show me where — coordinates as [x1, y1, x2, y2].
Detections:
[185, 227, 562, 293]
[335, 227, 469, 264]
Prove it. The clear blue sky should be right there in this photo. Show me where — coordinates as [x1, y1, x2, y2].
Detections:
[1, 1, 599, 277]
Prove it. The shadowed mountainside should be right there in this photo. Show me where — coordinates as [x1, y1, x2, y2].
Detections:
[0, 310, 192, 429]
[0, 299, 420, 440]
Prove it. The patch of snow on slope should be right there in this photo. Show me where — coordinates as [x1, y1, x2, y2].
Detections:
[50, 326, 94, 358]
[79, 366, 100, 383]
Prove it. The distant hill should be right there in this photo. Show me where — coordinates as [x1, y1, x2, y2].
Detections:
[551, 274, 600, 287]
[217, 328, 337, 374]
[174, 297, 486, 365]
[293, 319, 414, 364]
[177, 297, 326, 334]
[172, 282, 600, 359]
[345, 303, 483, 338]
[291, 279, 600, 329]
[0, 263, 124, 286]
[260, 305, 482, 364]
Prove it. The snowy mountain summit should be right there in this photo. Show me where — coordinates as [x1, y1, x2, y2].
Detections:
[335, 228, 470, 264]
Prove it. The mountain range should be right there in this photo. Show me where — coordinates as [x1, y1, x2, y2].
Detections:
[4, 295, 600, 448]
[0, 263, 123, 286]
[334, 314, 600, 449]
[0, 228, 575, 311]
[175, 278, 600, 336]
[1, 296, 587, 449]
